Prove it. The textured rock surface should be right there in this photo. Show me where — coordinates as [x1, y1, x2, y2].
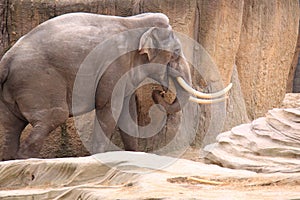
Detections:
[236, 0, 299, 119]
[1, 152, 300, 199]
[197, 0, 244, 85]
[0, 0, 9, 58]
[223, 65, 250, 132]
[203, 107, 300, 173]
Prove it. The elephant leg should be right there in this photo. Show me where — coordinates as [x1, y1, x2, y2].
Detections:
[119, 129, 138, 151]
[118, 94, 138, 151]
[92, 94, 138, 153]
[13, 86, 69, 159]
[16, 106, 69, 159]
[0, 101, 27, 160]
[92, 104, 118, 153]
[16, 107, 69, 159]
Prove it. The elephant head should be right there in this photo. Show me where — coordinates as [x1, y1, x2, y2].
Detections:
[138, 26, 232, 114]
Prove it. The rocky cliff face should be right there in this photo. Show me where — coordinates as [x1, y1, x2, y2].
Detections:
[236, 0, 299, 119]
[0, 0, 299, 158]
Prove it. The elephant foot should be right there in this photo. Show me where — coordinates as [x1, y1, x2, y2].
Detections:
[16, 151, 39, 160]
[1, 145, 19, 161]
[15, 151, 31, 160]
[1, 155, 16, 161]
[16, 142, 41, 159]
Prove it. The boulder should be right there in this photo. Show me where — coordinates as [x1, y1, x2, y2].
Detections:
[203, 107, 300, 173]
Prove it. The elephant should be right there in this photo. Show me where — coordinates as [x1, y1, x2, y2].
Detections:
[0, 12, 232, 160]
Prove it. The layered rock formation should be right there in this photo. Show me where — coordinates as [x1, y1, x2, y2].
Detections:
[203, 107, 300, 173]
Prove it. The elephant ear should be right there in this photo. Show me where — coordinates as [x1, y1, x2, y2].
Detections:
[138, 27, 157, 61]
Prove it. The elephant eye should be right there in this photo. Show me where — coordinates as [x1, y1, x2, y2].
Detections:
[175, 48, 180, 56]
[171, 49, 180, 60]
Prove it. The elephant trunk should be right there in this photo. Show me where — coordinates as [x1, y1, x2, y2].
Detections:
[152, 90, 182, 114]
[151, 75, 233, 114]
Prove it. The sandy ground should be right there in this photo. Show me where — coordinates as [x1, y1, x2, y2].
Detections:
[0, 151, 299, 200]
[180, 147, 300, 194]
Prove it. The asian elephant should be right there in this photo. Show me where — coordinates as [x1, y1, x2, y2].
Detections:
[0, 12, 232, 160]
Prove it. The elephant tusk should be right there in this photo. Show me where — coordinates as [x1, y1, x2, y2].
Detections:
[176, 77, 232, 99]
[189, 96, 228, 104]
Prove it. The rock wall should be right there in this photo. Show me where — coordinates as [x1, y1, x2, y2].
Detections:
[0, 0, 9, 58]
[197, 0, 244, 85]
[0, 0, 299, 158]
[236, 0, 299, 119]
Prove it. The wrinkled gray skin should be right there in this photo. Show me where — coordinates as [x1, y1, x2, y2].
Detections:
[0, 13, 192, 160]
